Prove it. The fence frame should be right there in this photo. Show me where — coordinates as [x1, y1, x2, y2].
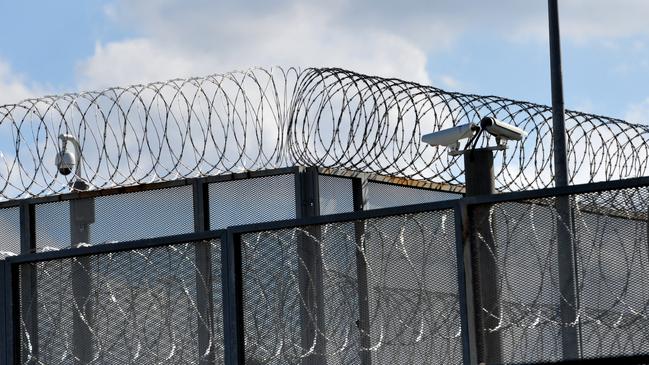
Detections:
[5, 172, 649, 364]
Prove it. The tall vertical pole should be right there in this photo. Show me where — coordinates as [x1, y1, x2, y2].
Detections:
[295, 167, 327, 365]
[222, 230, 244, 365]
[352, 177, 372, 365]
[548, 0, 569, 188]
[70, 198, 95, 364]
[464, 149, 501, 364]
[548, 0, 580, 359]
[19, 203, 37, 363]
[193, 181, 216, 364]
[4, 260, 17, 365]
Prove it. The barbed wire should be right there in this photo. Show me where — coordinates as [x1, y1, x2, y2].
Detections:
[0, 67, 647, 200]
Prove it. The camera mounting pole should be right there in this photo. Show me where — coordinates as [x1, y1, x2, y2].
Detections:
[59, 134, 96, 363]
[464, 148, 501, 364]
[421, 120, 526, 364]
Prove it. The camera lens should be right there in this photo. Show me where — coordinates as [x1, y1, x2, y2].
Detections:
[59, 167, 72, 175]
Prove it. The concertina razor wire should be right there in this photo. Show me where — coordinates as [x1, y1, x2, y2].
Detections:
[0, 67, 647, 201]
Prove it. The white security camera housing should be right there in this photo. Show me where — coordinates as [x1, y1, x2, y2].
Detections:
[56, 134, 81, 176]
[56, 134, 89, 190]
[55, 149, 77, 175]
[421, 123, 478, 147]
[480, 117, 527, 141]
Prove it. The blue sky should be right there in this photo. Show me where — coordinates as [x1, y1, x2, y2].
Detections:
[0, 0, 648, 123]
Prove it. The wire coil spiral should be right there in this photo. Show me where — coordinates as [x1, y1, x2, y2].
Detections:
[0, 67, 646, 200]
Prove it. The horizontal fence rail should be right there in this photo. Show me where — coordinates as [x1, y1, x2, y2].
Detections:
[3, 175, 649, 364]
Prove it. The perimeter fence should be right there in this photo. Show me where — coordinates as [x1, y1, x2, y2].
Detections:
[2, 171, 649, 364]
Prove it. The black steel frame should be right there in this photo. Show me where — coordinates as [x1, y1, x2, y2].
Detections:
[4, 171, 649, 364]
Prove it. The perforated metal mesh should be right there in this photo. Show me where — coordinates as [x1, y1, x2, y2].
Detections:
[470, 186, 649, 364]
[92, 185, 194, 243]
[319, 175, 354, 215]
[0, 206, 20, 256]
[18, 240, 224, 364]
[480, 201, 563, 364]
[208, 174, 296, 229]
[366, 181, 460, 210]
[240, 209, 462, 364]
[574, 190, 649, 360]
[35, 200, 70, 250]
[33, 186, 194, 250]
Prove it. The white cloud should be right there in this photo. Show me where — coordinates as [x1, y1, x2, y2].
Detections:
[479, 0, 649, 43]
[77, 0, 437, 89]
[77, 39, 207, 90]
[559, 0, 649, 42]
[74, 0, 649, 91]
[0, 59, 44, 105]
[625, 98, 649, 124]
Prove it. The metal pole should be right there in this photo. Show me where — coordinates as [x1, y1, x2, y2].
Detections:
[222, 230, 244, 365]
[548, 0, 580, 359]
[0, 260, 8, 362]
[352, 177, 372, 365]
[193, 181, 216, 365]
[19, 203, 38, 363]
[4, 260, 17, 365]
[464, 149, 501, 364]
[295, 167, 327, 365]
[548, 0, 569, 188]
[70, 198, 95, 364]
[455, 202, 479, 365]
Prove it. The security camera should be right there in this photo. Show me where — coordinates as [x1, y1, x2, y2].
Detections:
[55, 149, 77, 175]
[480, 117, 527, 141]
[55, 134, 89, 190]
[421, 123, 478, 147]
[56, 134, 81, 176]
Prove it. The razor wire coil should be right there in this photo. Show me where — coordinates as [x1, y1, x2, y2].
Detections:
[0, 66, 647, 201]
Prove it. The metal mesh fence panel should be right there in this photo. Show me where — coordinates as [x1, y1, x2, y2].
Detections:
[209, 174, 296, 229]
[366, 181, 460, 210]
[91, 185, 194, 243]
[34, 186, 194, 250]
[35, 200, 71, 251]
[18, 239, 224, 364]
[0, 206, 20, 256]
[240, 209, 462, 364]
[319, 175, 354, 215]
[364, 211, 462, 364]
[480, 200, 564, 364]
[573, 188, 649, 360]
[470, 186, 649, 364]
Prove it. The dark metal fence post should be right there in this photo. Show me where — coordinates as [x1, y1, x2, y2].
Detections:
[548, 0, 580, 359]
[19, 202, 37, 364]
[295, 166, 327, 365]
[556, 195, 579, 359]
[6, 261, 19, 365]
[0, 260, 9, 365]
[193, 181, 216, 364]
[222, 230, 244, 365]
[464, 149, 501, 364]
[70, 198, 95, 364]
[352, 176, 372, 365]
[455, 202, 479, 365]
